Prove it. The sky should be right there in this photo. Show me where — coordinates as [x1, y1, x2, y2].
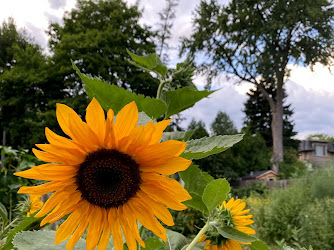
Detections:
[1, 0, 334, 139]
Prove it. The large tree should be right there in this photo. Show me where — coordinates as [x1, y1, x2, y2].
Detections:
[243, 86, 298, 149]
[211, 111, 237, 135]
[48, 0, 159, 114]
[182, 0, 334, 172]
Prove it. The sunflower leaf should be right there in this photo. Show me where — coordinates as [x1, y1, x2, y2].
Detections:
[12, 230, 86, 249]
[138, 112, 155, 126]
[213, 225, 257, 244]
[165, 229, 188, 250]
[202, 179, 230, 214]
[250, 240, 271, 250]
[140, 238, 165, 250]
[179, 165, 214, 214]
[161, 130, 195, 142]
[2, 213, 44, 250]
[127, 49, 167, 78]
[161, 87, 216, 118]
[72, 61, 167, 119]
[181, 134, 244, 160]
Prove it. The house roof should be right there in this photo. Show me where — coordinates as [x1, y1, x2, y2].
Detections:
[299, 140, 334, 153]
[242, 170, 277, 180]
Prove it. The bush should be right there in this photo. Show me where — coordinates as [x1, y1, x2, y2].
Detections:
[309, 165, 334, 199]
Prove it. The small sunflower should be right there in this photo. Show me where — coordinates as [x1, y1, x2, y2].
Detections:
[15, 98, 192, 250]
[199, 197, 255, 250]
[27, 194, 44, 216]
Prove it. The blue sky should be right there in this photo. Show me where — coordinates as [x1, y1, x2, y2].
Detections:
[1, 0, 334, 139]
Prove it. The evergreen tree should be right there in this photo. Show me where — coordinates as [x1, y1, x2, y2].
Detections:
[243, 86, 298, 149]
[187, 119, 209, 139]
[211, 111, 237, 135]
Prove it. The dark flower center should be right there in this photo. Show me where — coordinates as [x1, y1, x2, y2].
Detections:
[76, 149, 141, 208]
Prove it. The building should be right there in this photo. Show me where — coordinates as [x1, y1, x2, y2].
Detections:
[298, 140, 334, 165]
[242, 170, 278, 181]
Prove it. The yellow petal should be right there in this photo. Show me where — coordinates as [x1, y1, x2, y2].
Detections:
[45, 128, 86, 153]
[118, 207, 137, 250]
[15, 164, 78, 181]
[108, 208, 123, 250]
[150, 119, 171, 145]
[140, 183, 187, 211]
[104, 109, 116, 148]
[114, 101, 138, 141]
[66, 204, 92, 250]
[54, 201, 89, 244]
[86, 98, 106, 146]
[122, 204, 145, 247]
[35, 144, 85, 165]
[128, 197, 167, 242]
[32, 148, 62, 163]
[68, 116, 99, 152]
[97, 212, 111, 250]
[141, 173, 191, 201]
[140, 156, 191, 175]
[17, 179, 75, 195]
[136, 191, 174, 226]
[135, 140, 186, 162]
[56, 103, 83, 139]
[86, 206, 103, 250]
[35, 185, 78, 218]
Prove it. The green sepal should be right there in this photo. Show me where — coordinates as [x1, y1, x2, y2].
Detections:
[140, 237, 165, 250]
[181, 134, 244, 160]
[72, 61, 167, 119]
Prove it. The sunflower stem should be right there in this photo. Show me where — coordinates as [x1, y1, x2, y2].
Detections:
[185, 221, 210, 250]
[156, 78, 171, 100]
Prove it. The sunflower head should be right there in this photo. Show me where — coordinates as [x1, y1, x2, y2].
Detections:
[15, 98, 192, 250]
[199, 197, 255, 250]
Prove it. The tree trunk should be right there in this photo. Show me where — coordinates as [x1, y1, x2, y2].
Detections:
[271, 102, 283, 172]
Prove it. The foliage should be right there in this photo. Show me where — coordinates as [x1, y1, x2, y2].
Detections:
[211, 111, 237, 135]
[306, 133, 334, 142]
[187, 119, 209, 139]
[0, 146, 39, 222]
[231, 182, 268, 199]
[182, 0, 334, 165]
[278, 148, 308, 179]
[243, 86, 298, 149]
[48, 0, 159, 115]
[248, 166, 334, 249]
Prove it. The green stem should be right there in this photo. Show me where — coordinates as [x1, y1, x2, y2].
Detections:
[156, 80, 167, 99]
[185, 221, 210, 250]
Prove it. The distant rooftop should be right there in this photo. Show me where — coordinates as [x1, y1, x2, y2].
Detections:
[299, 140, 334, 153]
[242, 170, 277, 180]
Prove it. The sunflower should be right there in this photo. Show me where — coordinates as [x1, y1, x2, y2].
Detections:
[15, 98, 192, 250]
[27, 194, 44, 216]
[198, 197, 255, 250]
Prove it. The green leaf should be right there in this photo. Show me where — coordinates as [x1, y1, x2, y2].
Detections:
[165, 229, 188, 250]
[138, 112, 155, 126]
[161, 130, 195, 142]
[213, 226, 257, 244]
[13, 230, 86, 249]
[72, 62, 167, 119]
[127, 49, 167, 78]
[161, 87, 215, 118]
[181, 134, 244, 160]
[141, 238, 165, 250]
[179, 165, 214, 214]
[2, 214, 44, 250]
[250, 240, 271, 250]
[0, 202, 9, 225]
[202, 179, 230, 213]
